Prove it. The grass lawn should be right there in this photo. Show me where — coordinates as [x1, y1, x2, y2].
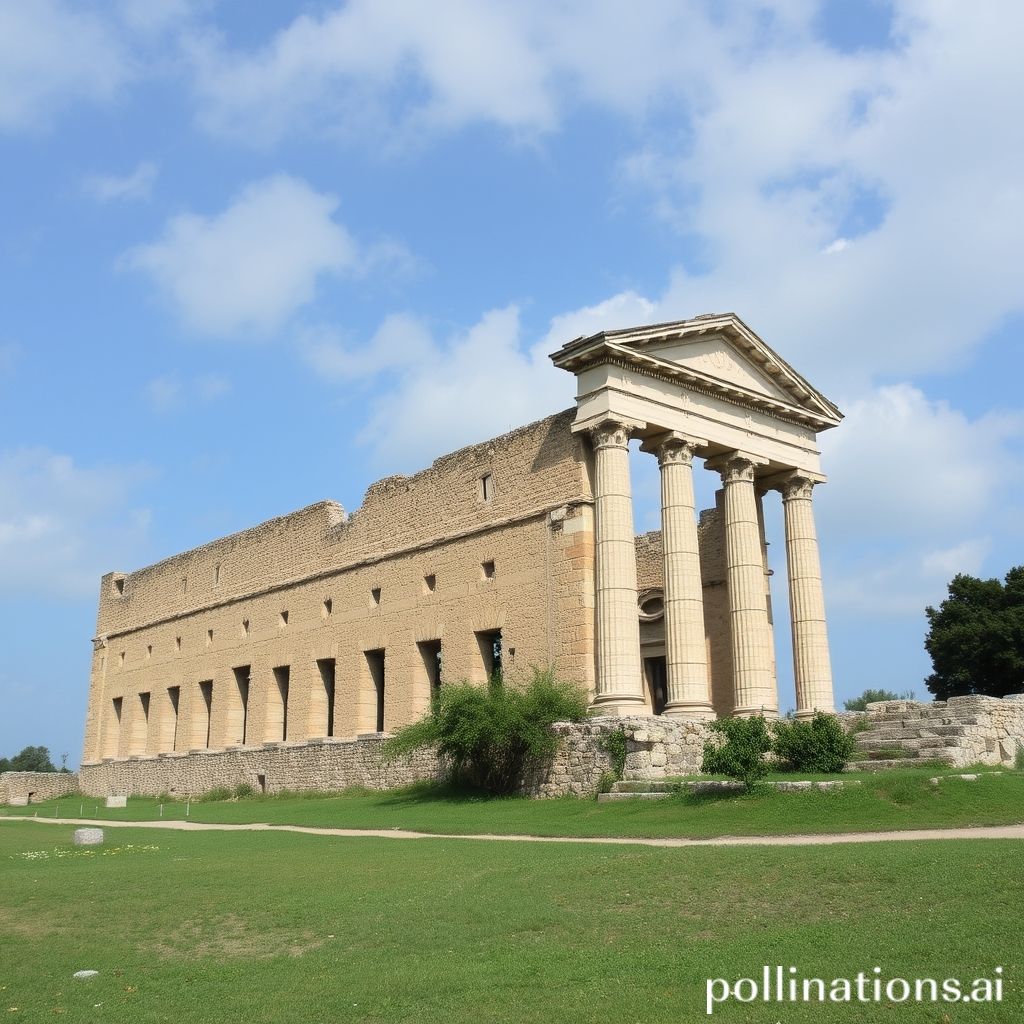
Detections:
[0, 819, 1019, 1022]
[5, 768, 1023, 840]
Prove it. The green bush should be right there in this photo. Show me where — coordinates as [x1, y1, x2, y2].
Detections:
[843, 688, 916, 711]
[1015, 747, 1024, 772]
[202, 786, 232, 802]
[233, 782, 256, 798]
[771, 712, 856, 773]
[601, 727, 628, 780]
[382, 668, 588, 795]
[701, 716, 771, 791]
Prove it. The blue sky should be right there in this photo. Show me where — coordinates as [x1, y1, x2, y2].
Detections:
[2, 0, 1022, 765]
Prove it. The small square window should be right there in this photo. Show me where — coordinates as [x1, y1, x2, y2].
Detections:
[279, 610, 289, 627]
[481, 560, 496, 580]
[370, 587, 382, 607]
[206, 628, 214, 645]
[322, 598, 333, 619]
[423, 574, 436, 593]
[479, 473, 494, 502]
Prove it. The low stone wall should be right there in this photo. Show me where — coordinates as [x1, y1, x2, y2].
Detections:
[522, 716, 710, 797]
[78, 736, 442, 798]
[72, 715, 711, 801]
[0, 771, 80, 805]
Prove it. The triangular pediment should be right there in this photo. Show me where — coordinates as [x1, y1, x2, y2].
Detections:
[550, 313, 842, 429]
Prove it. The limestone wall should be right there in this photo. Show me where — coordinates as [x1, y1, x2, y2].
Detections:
[0, 771, 80, 805]
[82, 411, 598, 765]
[78, 737, 442, 798]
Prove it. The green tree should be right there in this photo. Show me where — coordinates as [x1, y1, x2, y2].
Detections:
[701, 716, 771, 791]
[2, 746, 57, 773]
[843, 688, 916, 711]
[925, 567, 1024, 699]
[771, 713, 855, 773]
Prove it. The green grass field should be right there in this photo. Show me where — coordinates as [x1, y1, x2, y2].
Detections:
[0, 819, 1019, 1023]
[5, 768, 1023, 840]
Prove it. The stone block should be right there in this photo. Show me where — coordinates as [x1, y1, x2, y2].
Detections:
[73, 828, 104, 846]
[105, 795, 127, 808]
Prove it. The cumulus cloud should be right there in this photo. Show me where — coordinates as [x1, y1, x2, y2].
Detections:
[84, 160, 158, 202]
[124, 175, 361, 336]
[0, 449, 152, 598]
[0, 0, 131, 132]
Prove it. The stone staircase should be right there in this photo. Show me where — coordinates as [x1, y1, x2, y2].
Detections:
[851, 700, 971, 768]
[598, 780, 675, 801]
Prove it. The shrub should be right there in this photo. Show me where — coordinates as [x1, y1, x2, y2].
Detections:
[601, 727, 628, 780]
[701, 716, 771, 791]
[233, 782, 256, 798]
[202, 786, 232, 802]
[771, 712, 856, 773]
[843, 688, 916, 711]
[1016, 746, 1024, 772]
[383, 668, 588, 795]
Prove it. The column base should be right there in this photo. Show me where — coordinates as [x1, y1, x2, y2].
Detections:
[589, 694, 648, 716]
[662, 702, 717, 721]
[731, 704, 779, 719]
[795, 706, 835, 720]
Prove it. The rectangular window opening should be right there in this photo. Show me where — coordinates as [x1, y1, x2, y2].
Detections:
[423, 574, 436, 594]
[317, 658, 337, 737]
[322, 598, 332, 619]
[166, 685, 180, 751]
[271, 665, 290, 742]
[364, 649, 386, 733]
[475, 629, 503, 685]
[479, 473, 494, 502]
[481, 560, 496, 580]
[198, 680, 213, 749]
[214, 563, 221, 586]
[418, 639, 442, 707]
[370, 586, 381, 607]
[279, 609, 289, 627]
[231, 666, 250, 745]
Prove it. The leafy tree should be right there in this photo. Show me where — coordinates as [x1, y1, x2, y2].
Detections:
[383, 669, 588, 795]
[925, 567, 1024, 699]
[0, 746, 57, 773]
[843, 688, 916, 711]
[771, 713, 855, 773]
[701, 716, 771, 791]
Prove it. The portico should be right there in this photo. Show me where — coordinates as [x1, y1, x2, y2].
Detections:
[551, 313, 842, 720]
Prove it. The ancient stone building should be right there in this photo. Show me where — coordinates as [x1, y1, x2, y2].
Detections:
[79, 314, 843, 794]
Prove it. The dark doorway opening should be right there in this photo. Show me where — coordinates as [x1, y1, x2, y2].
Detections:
[644, 656, 667, 716]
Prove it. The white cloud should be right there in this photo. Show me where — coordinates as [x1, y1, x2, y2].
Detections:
[0, 1, 130, 132]
[0, 449, 152, 598]
[125, 175, 360, 336]
[84, 161, 158, 202]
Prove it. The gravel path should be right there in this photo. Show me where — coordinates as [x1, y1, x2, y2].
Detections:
[4, 815, 1024, 848]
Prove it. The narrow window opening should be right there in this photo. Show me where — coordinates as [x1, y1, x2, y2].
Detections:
[370, 586, 381, 607]
[214, 563, 221, 586]
[181, 575, 188, 594]
[475, 629, 503, 684]
[279, 609, 289, 627]
[241, 619, 249, 637]
[479, 473, 494, 501]
[271, 665, 290, 741]
[322, 598, 332, 619]
[364, 649, 386, 732]
[481, 560, 496, 580]
[131, 691, 151, 755]
[256, 773, 267, 795]
[206, 628, 214, 646]
[146, 644, 152, 660]
[104, 696, 123, 759]
[113, 577, 124, 596]
[166, 685, 180, 751]
[176, 636, 182, 652]
[119, 651, 125, 669]
[316, 658, 337, 738]
[231, 666, 250, 745]
[198, 680, 213, 749]
[423, 574, 436, 594]
[418, 639, 442, 707]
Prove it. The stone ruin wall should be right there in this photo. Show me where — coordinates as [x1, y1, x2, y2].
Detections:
[0, 771, 80, 806]
[82, 410, 599, 766]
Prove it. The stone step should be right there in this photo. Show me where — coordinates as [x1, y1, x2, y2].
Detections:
[597, 791, 671, 802]
[851, 757, 952, 772]
[854, 745, 923, 758]
[611, 780, 675, 793]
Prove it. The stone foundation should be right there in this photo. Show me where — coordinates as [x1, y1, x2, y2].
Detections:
[0, 771, 80, 805]
[855, 695, 1024, 767]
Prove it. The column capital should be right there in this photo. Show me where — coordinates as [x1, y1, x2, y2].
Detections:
[586, 417, 639, 450]
[704, 450, 767, 485]
[760, 468, 827, 500]
[640, 431, 708, 467]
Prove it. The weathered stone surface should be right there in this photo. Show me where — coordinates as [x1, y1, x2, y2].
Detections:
[0, 771, 79, 806]
[105, 795, 127, 808]
[73, 828, 104, 846]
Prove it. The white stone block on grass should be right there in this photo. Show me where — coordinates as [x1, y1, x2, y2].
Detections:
[73, 828, 104, 846]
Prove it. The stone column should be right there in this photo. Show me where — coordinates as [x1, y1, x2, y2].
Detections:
[708, 453, 778, 716]
[779, 474, 835, 717]
[589, 419, 646, 712]
[654, 435, 714, 719]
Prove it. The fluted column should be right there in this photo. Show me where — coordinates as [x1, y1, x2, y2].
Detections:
[779, 474, 835, 717]
[655, 436, 714, 719]
[708, 453, 778, 716]
[590, 419, 646, 712]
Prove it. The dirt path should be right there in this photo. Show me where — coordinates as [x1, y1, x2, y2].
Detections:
[4, 815, 1024, 848]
